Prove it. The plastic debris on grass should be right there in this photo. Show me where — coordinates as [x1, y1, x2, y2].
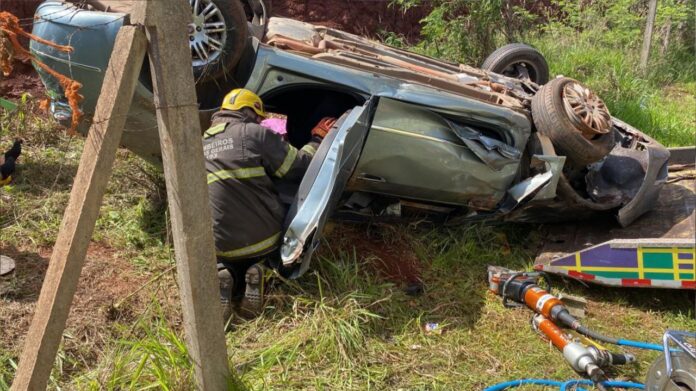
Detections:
[424, 322, 443, 335]
[0, 11, 83, 133]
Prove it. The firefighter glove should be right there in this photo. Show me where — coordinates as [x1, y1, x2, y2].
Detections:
[311, 117, 337, 139]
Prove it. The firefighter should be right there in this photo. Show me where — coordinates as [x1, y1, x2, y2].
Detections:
[203, 88, 336, 320]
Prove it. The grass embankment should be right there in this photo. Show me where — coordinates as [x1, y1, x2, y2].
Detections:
[1, 37, 695, 391]
[530, 32, 695, 147]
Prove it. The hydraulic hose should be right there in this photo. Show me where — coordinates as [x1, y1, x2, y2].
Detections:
[484, 379, 645, 391]
[570, 322, 618, 345]
[568, 318, 665, 351]
[483, 379, 564, 391]
[616, 339, 665, 352]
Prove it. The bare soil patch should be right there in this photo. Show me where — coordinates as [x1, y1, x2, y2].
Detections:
[329, 224, 422, 286]
[0, 243, 150, 356]
[273, 0, 428, 43]
[0, 61, 45, 100]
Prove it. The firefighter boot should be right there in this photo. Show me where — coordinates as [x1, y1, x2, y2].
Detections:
[239, 263, 265, 318]
[218, 266, 235, 324]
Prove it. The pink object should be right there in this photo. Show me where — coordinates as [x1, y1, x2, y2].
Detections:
[261, 118, 288, 136]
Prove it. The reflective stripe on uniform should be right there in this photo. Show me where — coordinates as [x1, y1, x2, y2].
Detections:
[207, 166, 265, 185]
[217, 232, 281, 259]
[203, 123, 226, 139]
[301, 144, 317, 156]
[273, 145, 298, 178]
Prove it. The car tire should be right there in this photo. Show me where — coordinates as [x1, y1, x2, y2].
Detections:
[191, 0, 249, 82]
[531, 77, 615, 168]
[482, 43, 549, 85]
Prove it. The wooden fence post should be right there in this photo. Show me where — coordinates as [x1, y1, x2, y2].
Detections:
[131, 1, 231, 388]
[12, 1, 232, 389]
[11, 26, 148, 390]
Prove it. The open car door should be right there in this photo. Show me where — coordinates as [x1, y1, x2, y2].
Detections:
[277, 97, 378, 278]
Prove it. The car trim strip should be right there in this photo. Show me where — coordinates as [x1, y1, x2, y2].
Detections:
[207, 167, 266, 184]
[274, 145, 297, 177]
[371, 125, 466, 148]
[217, 232, 281, 259]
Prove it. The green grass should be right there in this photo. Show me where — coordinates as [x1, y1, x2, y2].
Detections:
[530, 31, 696, 147]
[1, 27, 695, 391]
[2, 132, 694, 389]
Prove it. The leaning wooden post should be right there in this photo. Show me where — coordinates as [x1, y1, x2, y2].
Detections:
[11, 1, 231, 389]
[11, 26, 149, 390]
[131, 1, 231, 389]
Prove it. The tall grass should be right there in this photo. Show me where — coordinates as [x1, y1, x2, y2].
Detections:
[395, 0, 695, 147]
[72, 301, 197, 390]
[530, 31, 695, 147]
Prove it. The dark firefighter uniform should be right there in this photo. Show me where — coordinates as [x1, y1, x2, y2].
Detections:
[203, 110, 319, 261]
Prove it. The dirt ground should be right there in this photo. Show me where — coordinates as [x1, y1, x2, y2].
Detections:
[0, 243, 154, 357]
[331, 224, 423, 286]
[0, 61, 45, 100]
[273, 0, 427, 42]
[0, 0, 427, 364]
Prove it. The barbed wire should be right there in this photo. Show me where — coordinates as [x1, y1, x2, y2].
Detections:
[15, 0, 88, 23]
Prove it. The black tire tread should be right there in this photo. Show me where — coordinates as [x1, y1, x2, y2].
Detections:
[482, 43, 550, 85]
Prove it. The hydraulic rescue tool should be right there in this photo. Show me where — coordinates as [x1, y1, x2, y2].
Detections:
[486, 267, 695, 391]
[532, 314, 635, 387]
[485, 330, 696, 390]
[488, 266, 664, 350]
[488, 266, 639, 389]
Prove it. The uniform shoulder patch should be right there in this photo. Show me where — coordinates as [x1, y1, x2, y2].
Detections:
[203, 123, 227, 139]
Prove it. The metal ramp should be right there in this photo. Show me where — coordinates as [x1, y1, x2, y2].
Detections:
[535, 147, 695, 289]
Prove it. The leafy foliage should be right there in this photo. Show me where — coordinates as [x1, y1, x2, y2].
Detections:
[393, 0, 695, 146]
[393, 0, 537, 64]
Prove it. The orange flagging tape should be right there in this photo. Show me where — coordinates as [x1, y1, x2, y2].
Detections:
[0, 11, 83, 134]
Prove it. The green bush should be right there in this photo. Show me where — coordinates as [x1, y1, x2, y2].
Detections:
[393, 0, 695, 146]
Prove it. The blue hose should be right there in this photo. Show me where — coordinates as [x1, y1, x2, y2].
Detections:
[616, 339, 665, 352]
[483, 379, 563, 391]
[485, 379, 645, 391]
[603, 381, 645, 390]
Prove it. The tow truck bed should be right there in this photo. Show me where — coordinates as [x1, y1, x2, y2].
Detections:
[535, 147, 696, 290]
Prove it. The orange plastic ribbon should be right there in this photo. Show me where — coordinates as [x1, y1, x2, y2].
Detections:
[0, 11, 83, 134]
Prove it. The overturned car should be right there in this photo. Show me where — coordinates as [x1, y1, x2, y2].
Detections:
[30, 1, 669, 277]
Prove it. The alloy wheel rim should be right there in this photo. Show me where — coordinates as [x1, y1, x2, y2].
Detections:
[188, 0, 227, 68]
[562, 81, 612, 139]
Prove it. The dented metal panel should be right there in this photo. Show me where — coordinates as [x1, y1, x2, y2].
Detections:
[347, 98, 529, 209]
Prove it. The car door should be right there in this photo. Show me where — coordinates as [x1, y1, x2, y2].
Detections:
[277, 97, 378, 278]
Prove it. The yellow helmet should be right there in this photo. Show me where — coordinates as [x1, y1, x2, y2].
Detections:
[221, 88, 267, 118]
